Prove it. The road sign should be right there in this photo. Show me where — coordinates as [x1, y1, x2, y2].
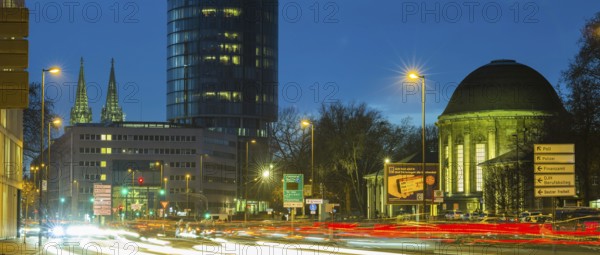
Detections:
[284, 202, 303, 208]
[131, 203, 142, 211]
[534, 144, 575, 154]
[306, 199, 323, 204]
[160, 201, 169, 209]
[304, 184, 312, 197]
[309, 204, 317, 211]
[93, 184, 112, 216]
[534, 174, 575, 187]
[535, 187, 576, 197]
[534, 164, 575, 174]
[534, 154, 575, 163]
[283, 174, 304, 208]
[433, 190, 444, 203]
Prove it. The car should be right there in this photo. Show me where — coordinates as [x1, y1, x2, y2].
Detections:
[445, 210, 464, 220]
[519, 211, 542, 222]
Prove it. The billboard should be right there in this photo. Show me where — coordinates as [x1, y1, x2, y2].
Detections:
[283, 174, 304, 208]
[385, 163, 439, 204]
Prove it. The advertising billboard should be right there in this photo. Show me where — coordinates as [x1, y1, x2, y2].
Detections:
[385, 163, 439, 204]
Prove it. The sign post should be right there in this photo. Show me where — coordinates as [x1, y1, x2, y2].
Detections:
[283, 174, 303, 235]
[533, 144, 575, 225]
[93, 184, 112, 218]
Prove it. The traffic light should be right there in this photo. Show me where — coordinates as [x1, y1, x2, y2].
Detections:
[138, 177, 144, 185]
[90, 197, 94, 203]
[204, 212, 210, 219]
[159, 189, 165, 195]
[60, 197, 65, 203]
[118, 205, 123, 214]
[121, 188, 128, 195]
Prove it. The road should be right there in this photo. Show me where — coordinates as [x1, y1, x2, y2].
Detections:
[9, 221, 600, 255]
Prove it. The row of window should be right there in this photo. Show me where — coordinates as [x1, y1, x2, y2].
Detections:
[79, 147, 198, 155]
[169, 175, 197, 181]
[168, 162, 197, 168]
[204, 176, 236, 184]
[80, 161, 104, 167]
[170, 188, 196, 194]
[79, 134, 197, 142]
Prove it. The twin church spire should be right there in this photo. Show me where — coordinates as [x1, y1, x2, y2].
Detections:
[70, 58, 125, 125]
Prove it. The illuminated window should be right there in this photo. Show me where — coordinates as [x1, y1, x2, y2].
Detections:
[101, 174, 107, 181]
[219, 92, 231, 101]
[220, 55, 230, 64]
[475, 144, 486, 191]
[223, 32, 239, 40]
[223, 8, 241, 17]
[101, 148, 112, 154]
[232, 92, 241, 102]
[204, 92, 216, 101]
[457, 145, 464, 192]
[202, 8, 217, 16]
[101, 134, 112, 141]
[220, 44, 240, 53]
[203, 56, 216, 62]
[232, 56, 240, 65]
[101, 161, 107, 168]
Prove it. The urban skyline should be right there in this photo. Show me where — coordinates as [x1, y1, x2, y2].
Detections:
[28, 1, 598, 126]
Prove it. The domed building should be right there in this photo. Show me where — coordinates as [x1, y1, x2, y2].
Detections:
[437, 59, 566, 213]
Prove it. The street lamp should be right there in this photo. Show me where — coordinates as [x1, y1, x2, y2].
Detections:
[408, 71, 427, 221]
[39, 66, 60, 248]
[185, 174, 191, 215]
[245, 139, 256, 225]
[199, 154, 208, 195]
[155, 161, 163, 188]
[374, 158, 390, 219]
[301, 120, 315, 196]
[48, 117, 61, 212]
[72, 180, 79, 218]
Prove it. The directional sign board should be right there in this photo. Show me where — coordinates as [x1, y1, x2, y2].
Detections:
[93, 184, 112, 216]
[534, 154, 575, 164]
[306, 199, 323, 204]
[534, 164, 575, 174]
[283, 174, 304, 208]
[533, 144, 575, 198]
[534, 144, 575, 154]
[534, 174, 575, 187]
[535, 187, 576, 197]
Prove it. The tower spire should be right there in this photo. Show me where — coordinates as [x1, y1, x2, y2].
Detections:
[101, 58, 125, 123]
[70, 57, 93, 125]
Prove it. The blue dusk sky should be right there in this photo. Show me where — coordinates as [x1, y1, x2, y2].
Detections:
[28, 1, 598, 126]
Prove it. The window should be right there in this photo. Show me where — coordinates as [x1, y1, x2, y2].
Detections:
[475, 144, 486, 191]
[101, 161, 107, 168]
[457, 145, 464, 192]
[445, 146, 451, 193]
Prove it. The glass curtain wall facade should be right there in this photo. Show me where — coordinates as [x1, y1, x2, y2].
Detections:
[167, 0, 278, 137]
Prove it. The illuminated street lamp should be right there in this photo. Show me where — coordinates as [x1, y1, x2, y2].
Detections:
[407, 71, 427, 221]
[185, 174, 191, 215]
[374, 158, 390, 219]
[39, 66, 60, 249]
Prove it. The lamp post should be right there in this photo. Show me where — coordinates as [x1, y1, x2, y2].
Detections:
[185, 174, 190, 216]
[156, 161, 163, 188]
[48, 117, 61, 216]
[301, 120, 315, 197]
[72, 180, 79, 218]
[199, 154, 208, 195]
[244, 139, 256, 225]
[127, 169, 137, 219]
[374, 158, 390, 219]
[39, 66, 59, 248]
[408, 72, 427, 221]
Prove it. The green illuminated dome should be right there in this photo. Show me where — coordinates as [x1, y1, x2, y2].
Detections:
[442, 59, 564, 115]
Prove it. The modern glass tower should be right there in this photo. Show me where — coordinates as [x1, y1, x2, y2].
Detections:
[167, 0, 278, 137]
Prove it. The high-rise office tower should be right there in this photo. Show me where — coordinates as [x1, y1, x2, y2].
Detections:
[167, 0, 278, 137]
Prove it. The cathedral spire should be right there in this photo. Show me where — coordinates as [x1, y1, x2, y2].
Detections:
[70, 57, 93, 125]
[101, 58, 125, 123]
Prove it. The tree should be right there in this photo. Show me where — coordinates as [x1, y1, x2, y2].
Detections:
[562, 12, 600, 203]
[23, 83, 58, 166]
[316, 102, 400, 214]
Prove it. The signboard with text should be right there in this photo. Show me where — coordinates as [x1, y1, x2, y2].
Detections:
[533, 144, 575, 198]
[93, 184, 112, 216]
[385, 163, 439, 204]
[283, 174, 304, 208]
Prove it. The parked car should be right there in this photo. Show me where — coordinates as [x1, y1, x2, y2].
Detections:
[445, 210, 464, 220]
[519, 211, 542, 222]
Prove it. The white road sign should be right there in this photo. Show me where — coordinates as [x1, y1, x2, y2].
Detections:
[306, 199, 323, 204]
[534, 174, 575, 187]
[534, 144, 575, 154]
[535, 187, 576, 197]
[283, 202, 303, 208]
[534, 164, 575, 174]
[534, 154, 575, 164]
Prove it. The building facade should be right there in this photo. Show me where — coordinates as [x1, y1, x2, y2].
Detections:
[436, 60, 566, 213]
[166, 0, 278, 137]
[0, 0, 27, 239]
[43, 122, 238, 220]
